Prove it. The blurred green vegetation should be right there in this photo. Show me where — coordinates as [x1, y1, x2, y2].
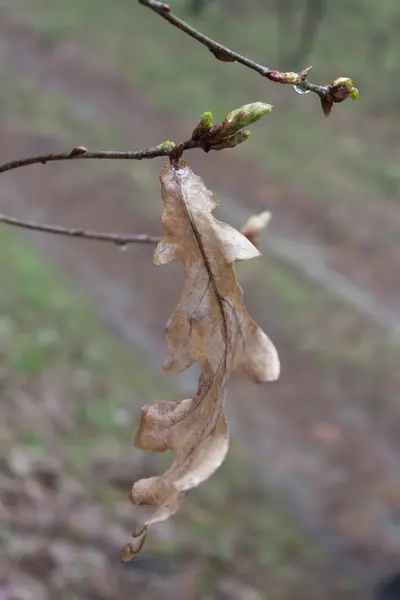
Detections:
[0, 227, 165, 419]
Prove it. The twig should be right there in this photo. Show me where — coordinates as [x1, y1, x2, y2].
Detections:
[138, 0, 327, 97]
[0, 134, 204, 175]
[0, 213, 161, 246]
[0, 147, 173, 175]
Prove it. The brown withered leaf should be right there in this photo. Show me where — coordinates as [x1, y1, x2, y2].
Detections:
[120, 162, 280, 561]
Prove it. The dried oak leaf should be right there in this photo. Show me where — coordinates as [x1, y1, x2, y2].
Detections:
[120, 162, 280, 561]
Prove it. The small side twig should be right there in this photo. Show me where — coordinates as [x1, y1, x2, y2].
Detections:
[0, 147, 170, 176]
[138, 0, 359, 114]
[0, 210, 267, 248]
[0, 139, 201, 175]
[0, 213, 161, 246]
[138, 0, 324, 95]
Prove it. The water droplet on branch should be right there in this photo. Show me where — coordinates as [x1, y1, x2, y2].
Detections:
[294, 85, 311, 95]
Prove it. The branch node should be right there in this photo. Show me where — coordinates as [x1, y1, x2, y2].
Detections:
[69, 146, 88, 156]
[210, 48, 235, 63]
[159, 2, 171, 13]
[299, 65, 313, 81]
[169, 142, 185, 167]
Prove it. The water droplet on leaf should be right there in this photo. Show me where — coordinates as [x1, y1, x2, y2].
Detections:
[175, 168, 187, 178]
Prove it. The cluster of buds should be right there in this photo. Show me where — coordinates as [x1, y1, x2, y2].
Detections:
[190, 102, 273, 152]
[321, 77, 359, 116]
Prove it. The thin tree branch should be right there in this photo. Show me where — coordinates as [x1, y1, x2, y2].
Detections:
[138, 0, 328, 97]
[0, 211, 264, 247]
[0, 213, 161, 246]
[0, 135, 203, 175]
[0, 147, 171, 175]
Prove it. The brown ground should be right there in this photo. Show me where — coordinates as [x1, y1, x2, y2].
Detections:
[1, 11, 399, 600]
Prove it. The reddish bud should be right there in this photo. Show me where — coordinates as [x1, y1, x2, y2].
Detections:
[298, 66, 313, 81]
[320, 95, 334, 117]
[69, 146, 88, 156]
[210, 49, 235, 62]
[268, 70, 302, 84]
[329, 77, 359, 104]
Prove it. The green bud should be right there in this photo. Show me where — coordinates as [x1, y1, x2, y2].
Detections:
[329, 76, 359, 107]
[199, 111, 213, 128]
[349, 87, 359, 100]
[231, 129, 251, 145]
[211, 129, 251, 151]
[332, 77, 353, 88]
[223, 102, 273, 135]
[191, 111, 213, 141]
[156, 140, 176, 150]
[285, 72, 302, 84]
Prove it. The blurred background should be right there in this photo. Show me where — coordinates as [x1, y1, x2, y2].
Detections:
[0, 1, 399, 599]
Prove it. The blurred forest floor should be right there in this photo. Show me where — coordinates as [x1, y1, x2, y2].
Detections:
[0, 1, 399, 599]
